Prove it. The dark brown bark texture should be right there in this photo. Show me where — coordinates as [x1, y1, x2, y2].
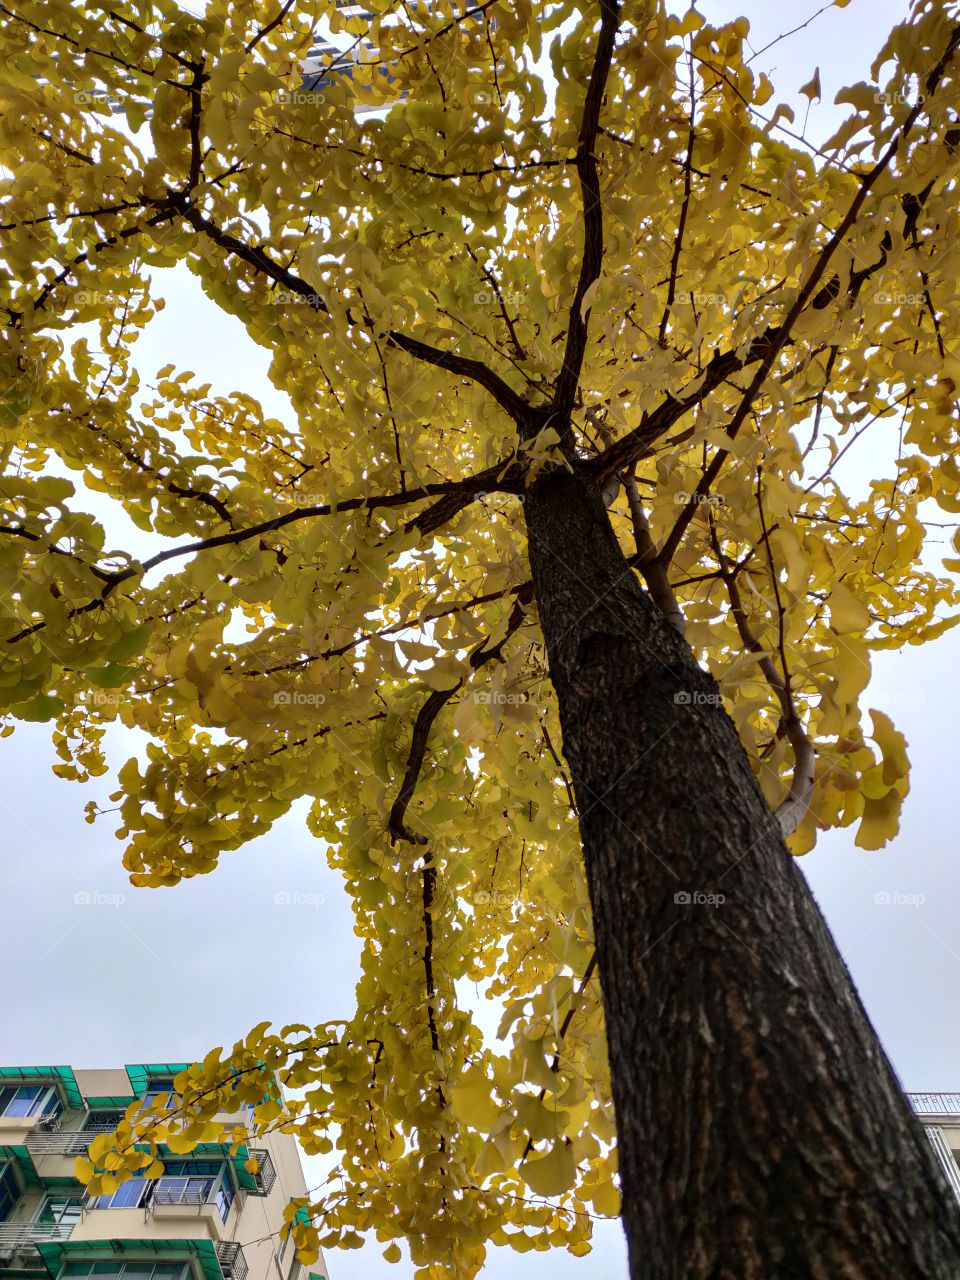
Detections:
[523, 462, 960, 1280]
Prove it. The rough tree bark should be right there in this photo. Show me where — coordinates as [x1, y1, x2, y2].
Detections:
[523, 461, 960, 1279]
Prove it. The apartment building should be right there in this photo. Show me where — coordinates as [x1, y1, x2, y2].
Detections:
[0, 1066, 328, 1280]
[910, 1092, 960, 1200]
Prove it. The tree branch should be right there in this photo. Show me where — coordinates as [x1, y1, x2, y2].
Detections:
[388, 584, 534, 843]
[552, 0, 621, 418]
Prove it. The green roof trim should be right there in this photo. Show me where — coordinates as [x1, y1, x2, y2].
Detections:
[0, 1145, 41, 1187]
[85, 1097, 136, 1109]
[36, 1238, 226, 1280]
[0, 1066, 83, 1109]
[124, 1065, 192, 1098]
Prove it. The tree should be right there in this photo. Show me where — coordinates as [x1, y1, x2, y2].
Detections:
[3, 0, 960, 1272]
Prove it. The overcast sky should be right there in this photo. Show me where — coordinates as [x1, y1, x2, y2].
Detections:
[3, 1, 955, 1276]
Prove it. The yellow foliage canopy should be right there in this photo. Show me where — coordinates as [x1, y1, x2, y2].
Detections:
[2, 0, 960, 1273]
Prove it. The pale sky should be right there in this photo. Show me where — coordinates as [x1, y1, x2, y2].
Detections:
[3, 1, 955, 1276]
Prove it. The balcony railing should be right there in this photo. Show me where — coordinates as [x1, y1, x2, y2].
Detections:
[0, 1221, 75, 1265]
[25, 1125, 119, 1156]
[215, 1243, 248, 1280]
[908, 1093, 960, 1117]
[245, 1149, 276, 1196]
[152, 1181, 213, 1207]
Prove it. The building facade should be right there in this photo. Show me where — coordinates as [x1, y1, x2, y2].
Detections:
[0, 1066, 327, 1280]
[910, 1093, 960, 1200]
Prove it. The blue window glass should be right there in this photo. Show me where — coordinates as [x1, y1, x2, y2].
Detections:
[114, 1178, 146, 1209]
[217, 1176, 234, 1222]
[87, 1177, 147, 1210]
[4, 1086, 42, 1116]
[0, 1085, 62, 1119]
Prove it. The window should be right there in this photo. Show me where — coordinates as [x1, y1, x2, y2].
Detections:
[141, 1079, 178, 1106]
[154, 1161, 234, 1222]
[0, 1162, 20, 1223]
[85, 1177, 148, 1210]
[61, 1263, 191, 1280]
[82, 1110, 124, 1131]
[38, 1197, 84, 1228]
[0, 1085, 62, 1120]
[85, 1161, 233, 1221]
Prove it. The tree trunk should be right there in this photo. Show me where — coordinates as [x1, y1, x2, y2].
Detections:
[522, 462, 960, 1279]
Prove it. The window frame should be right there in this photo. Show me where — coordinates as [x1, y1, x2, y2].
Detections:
[59, 1261, 193, 1280]
[0, 1161, 22, 1224]
[0, 1084, 63, 1120]
[36, 1195, 85, 1227]
[84, 1176, 149, 1211]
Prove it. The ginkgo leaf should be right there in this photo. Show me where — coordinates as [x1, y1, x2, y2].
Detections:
[5, 0, 960, 1271]
[856, 787, 903, 849]
[800, 67, 822, 101]
[828, 584, 872, 634]
[519, 1142, 576, 1198]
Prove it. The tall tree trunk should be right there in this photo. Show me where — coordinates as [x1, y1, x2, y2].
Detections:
[523, 463, 960, 1279]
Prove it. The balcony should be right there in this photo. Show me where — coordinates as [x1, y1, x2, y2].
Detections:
[25, 1124, 118, 1157]
[215, 1243, 248, 1280]
[908, 1093, 960, 1119]
[0, 1222, 74, 1267]
[243, 1149, 275, 1196]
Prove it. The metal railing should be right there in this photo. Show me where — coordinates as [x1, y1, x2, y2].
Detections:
[25, 1125, 119, 1156]
[0, 1221, 75, 1264]
[924, 1125, 960, 1204]
[152, 1180, 213, 1207]
[908, 1093, 960, 1117]
[215, 1243, 248, 1280]
[0, 1223, 75, 1244]
[245, 1149, 276, 1196]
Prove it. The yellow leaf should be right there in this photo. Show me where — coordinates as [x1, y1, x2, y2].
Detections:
[799, 67, 822, 101]
[450, 1081, 500, 1131]
[519, 1141, 576, 1198]
[856, 787, 903, 849]
[869, 709, 910, 787]
[828, 584, 871, 634]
